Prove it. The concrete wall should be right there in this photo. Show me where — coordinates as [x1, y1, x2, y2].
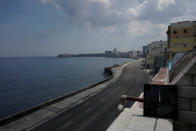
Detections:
[170, 51, 196, 81]
[174, 85, 196, 131]
[170, 56, 196, 131]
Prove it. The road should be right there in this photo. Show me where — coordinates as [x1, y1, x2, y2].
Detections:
[32, 60, 150, 131]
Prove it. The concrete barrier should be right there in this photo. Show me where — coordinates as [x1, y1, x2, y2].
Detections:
[169, 54, 196, 131]
[131, 67, 170, 109]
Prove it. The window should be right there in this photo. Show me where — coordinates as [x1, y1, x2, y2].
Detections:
[172, 43, 188, 48]
[173, 30, 177, 34]
[183, 29, 187, 33]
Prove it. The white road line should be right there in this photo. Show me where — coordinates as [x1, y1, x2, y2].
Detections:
[62, 114, 71, 120]
[76, 99, 84, 105]
[61, 121, 72, 129]
[90, 93, 95, 97]
[85, 107, 92, 113]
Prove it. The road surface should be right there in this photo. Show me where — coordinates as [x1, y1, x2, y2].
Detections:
[32, 60, 150, 131]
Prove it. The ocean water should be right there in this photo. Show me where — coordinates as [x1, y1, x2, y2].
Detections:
[0, 57, 131, 119]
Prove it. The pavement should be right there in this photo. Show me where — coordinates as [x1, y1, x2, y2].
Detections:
[107, 108, 173, 131]
[107, 67, 173, 131]
[31, 59, 150, 131]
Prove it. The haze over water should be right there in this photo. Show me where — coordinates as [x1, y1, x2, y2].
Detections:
[0, 57, 131, 119]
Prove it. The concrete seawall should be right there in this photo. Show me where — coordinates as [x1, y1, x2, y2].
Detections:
[0, 61, 131, 130]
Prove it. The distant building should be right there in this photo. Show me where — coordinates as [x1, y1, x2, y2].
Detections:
[132, 51, 137, 57]
[145, 40, 167, 74]
[143, 46, 148, 57]
[128, 51, 134, 58]
[167, 21, 196, 60]
[113, 48, 117, 55]
[105, 49, 141, 58]
[128, 51, 142, 58]
[117, 52, 129, 58]
[137, 51, 143, 57]
[105, 51, 113, 57]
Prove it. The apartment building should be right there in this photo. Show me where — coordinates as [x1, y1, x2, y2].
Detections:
[167, 21, 196, 60]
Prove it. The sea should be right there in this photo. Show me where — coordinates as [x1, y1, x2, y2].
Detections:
[0, 57, 131, 119]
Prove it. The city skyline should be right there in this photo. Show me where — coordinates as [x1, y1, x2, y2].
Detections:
[1, 0, 196, 57]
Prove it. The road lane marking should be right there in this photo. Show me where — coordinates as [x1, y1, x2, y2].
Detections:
[62, 114, 72, 120]
[61, 121, 72, 129]
[90, 93, 95, 97]
[85, 107, 92, 113]
[76, 99, 84, 105]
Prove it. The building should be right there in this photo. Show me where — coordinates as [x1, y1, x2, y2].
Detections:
[167, 21, 196, 61]
[131, 51, 137, 58]
[117, 52, 129, 58]
[143, 46, 148, 57]
[113, 48, 117, 55]
[128, 51, 142, 58]
[105, 51, 113, 57]
[145, 40, 167, 74]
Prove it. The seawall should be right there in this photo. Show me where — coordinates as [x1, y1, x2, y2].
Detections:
[0, 61, 131, 130]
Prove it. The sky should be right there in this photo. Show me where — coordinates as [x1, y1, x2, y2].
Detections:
[1, 0, 196, 57]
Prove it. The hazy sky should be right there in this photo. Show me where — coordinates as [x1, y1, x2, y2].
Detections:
[1, 0, 196, 57]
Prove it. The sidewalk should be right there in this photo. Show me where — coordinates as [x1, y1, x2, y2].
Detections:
[107, 66, 173, 131]
[107, 108, 173, 131]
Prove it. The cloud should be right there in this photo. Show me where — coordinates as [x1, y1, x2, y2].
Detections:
[90, 0, 111, 6]
[129, 0, 196, 25]
[40, 0, 196, 43]
[40, 0, 133, 28]
[127, 20, 167, 40]
[157, 0, 176, 10]
[131, 0, 183, 24]
[40, 0, 196, 27]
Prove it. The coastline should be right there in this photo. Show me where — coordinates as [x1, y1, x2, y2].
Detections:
[0, 57, 132, 119]
[0, 61, 130, 129]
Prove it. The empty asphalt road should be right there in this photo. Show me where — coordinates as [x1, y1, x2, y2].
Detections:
[32, 60, 150, 131]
